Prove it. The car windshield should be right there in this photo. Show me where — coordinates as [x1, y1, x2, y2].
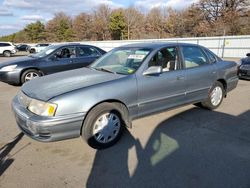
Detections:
[90, 47, 151, 75]
[30, 45, 57, 58]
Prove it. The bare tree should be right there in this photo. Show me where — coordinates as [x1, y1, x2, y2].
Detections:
[145, 7, 165, 39]
[92, 4, 111, 40]
[124, 7, 145, 39]
[72, 13, 93, 40]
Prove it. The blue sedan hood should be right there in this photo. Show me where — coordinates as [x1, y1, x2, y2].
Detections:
[21, 68, 125, 101]
[0, 56, 36, 68]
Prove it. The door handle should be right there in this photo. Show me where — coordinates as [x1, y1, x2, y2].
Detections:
[70, 60, 73, 63]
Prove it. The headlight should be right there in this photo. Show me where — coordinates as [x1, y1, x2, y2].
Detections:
[28, 99, 57, 117]
[0, 65, 17, 72]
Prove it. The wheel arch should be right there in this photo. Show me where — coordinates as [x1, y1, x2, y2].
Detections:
[216, 78, 227, 97]
[20, 67, 44, 83]
[3, 50, 11, 56]
[80, 99, 131, 135]
[3, 50, 11, 53]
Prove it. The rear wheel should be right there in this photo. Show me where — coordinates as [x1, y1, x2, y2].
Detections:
[21, 69, 41, 84]
[3, 50, 11, 57]
[201, 81, 224, 110]
[82, 103, 125, 149]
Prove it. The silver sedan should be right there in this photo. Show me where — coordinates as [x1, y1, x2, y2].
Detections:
[12, 43, 239, 149]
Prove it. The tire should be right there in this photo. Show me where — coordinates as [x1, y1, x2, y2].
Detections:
[82, 102, 126, 149]
[3, 50, 11, 57]
[201, 81, 225, 110]
[30, 49, 35, 53]
[21, 69, 41, 84]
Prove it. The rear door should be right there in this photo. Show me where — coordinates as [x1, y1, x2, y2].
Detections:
[180, 45, 217, 103]
[137, 46, 187, 117]
[73, 46, 102, 68]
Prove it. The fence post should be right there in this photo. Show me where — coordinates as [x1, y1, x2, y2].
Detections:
[221, 37, 226, 58]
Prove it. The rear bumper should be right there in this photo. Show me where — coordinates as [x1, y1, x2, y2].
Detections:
[12, 96, 85, 142]
[0, 70, 21, 84]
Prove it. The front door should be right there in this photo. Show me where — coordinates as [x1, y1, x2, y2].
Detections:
[40, 47, 76, 74]
[137, 46, 187, 117]
[73, 46, 102, 69]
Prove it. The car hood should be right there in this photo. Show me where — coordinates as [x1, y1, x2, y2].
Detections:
[21, 68, 126, 101]
[0, 56, 36, 68]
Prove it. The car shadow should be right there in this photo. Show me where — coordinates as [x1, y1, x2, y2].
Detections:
[86, 107, 250, 188]
[0, 133, 24, 176]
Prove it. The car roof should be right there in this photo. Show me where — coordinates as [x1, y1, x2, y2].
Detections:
[53, 43, 95, 48]
[119, 42, 201, 49]
[0, 41, 12, 44]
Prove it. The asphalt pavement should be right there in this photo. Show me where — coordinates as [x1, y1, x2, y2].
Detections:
[0, 55, 250, 188]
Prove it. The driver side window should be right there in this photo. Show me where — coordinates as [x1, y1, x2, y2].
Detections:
[55, 47, 75, 59]
[148, 47, 178, 72]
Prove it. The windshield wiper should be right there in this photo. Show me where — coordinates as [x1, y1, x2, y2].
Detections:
[93, 67, 116, 74]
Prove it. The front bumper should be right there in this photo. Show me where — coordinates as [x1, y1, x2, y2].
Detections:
[0, 70, 21, 84]
[12, 96, 85, 142]
[238, 69, 250, 80]
[11, 49, 17, 54]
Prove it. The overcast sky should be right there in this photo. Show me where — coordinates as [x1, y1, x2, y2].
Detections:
[0, 0, 197, 36]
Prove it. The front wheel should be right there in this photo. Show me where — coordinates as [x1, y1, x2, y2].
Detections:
[82, 103, 125, 149]
[201, 81, 225, 110]
[21, 69, 41, 84]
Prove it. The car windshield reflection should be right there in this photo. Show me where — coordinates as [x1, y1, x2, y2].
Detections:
[30, 45, 57, 58]
[90, 48, 151, 75]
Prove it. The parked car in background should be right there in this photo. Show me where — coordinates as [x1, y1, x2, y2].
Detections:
[16, 44, 30, 52]
[238, 53, 250, 80]
[12, 43, 239, 149]
[28, 43, 50, 53]
[0, 42, 17, 57]
[0, 43, 106, 85]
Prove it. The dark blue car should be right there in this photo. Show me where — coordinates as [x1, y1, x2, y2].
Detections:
[0, 43, 106, 85]
[238, 53, 250, 80]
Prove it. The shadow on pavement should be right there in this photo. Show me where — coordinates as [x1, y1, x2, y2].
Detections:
[87, 107, 250, 188]
[0, 133, 24, 176]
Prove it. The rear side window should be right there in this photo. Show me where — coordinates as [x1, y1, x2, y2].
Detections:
[0, 43, 11, 47]
[204, 49, 217, 63]
[181, 46, 209, 68]
[77, 46, 100, 57]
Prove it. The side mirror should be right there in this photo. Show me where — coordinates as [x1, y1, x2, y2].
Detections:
[143, 66, 162, 76]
